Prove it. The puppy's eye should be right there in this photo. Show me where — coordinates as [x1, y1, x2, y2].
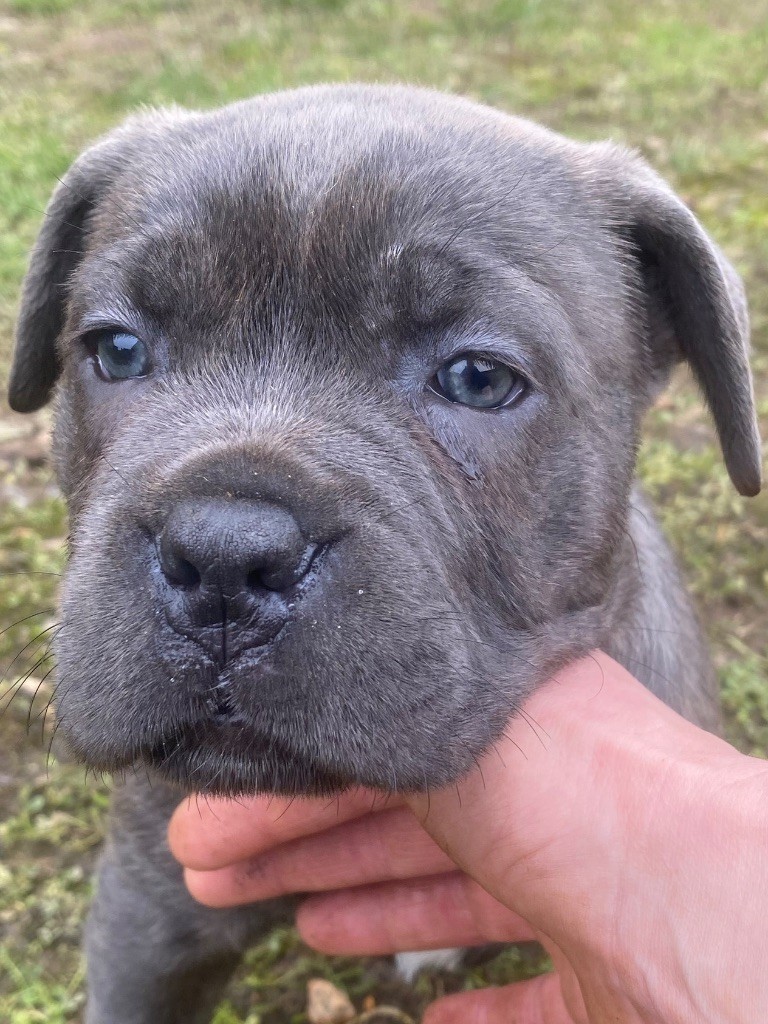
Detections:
[429, 353, 526, 409]
[90, 331, 152, 381]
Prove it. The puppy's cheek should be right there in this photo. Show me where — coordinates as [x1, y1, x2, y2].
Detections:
[53, 523, 211, 768]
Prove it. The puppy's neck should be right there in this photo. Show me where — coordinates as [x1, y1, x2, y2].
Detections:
[602, 486, 720, 733]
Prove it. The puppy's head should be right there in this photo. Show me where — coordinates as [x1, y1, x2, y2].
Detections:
[10, 86, 761, 795]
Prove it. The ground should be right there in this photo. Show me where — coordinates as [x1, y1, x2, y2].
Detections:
[1, 0, 767, 1021]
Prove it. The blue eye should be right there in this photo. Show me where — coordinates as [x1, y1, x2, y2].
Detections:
[92, 331, 151, 381]
[430, 353, 526, 409]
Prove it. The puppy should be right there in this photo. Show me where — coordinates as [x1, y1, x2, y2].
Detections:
[9, 84, 761, 1023]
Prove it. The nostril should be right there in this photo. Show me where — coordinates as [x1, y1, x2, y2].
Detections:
[247, 565, 290, 593]
[246, 568, 266, 592]
[162, 552, 202, 589]
[248, 543, 322, 592]
[173, 556, 202, 588]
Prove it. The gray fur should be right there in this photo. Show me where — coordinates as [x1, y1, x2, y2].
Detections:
[9, 84, 761, 1022]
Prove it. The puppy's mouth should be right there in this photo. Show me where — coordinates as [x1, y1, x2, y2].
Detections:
[141, 714, 348, 797]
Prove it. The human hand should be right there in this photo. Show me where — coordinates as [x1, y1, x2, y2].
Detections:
[169, 653, 768, 1022]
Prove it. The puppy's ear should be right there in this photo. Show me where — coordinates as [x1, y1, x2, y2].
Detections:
[9, 109, 189, 414]
[592, 144, 762, 497]
[9, 142, 114, 412]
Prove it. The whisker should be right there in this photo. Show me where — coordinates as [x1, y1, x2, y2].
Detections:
[98, 453, 131, 489]
[619, 521, 642, 575]
[46, 715, 64, 775]
[372, 494, 428, 526]
[36, 677, 61, 728]
[526, 233, 572, 260]
[433, 174, 528, 261]
[585, 650, 607, 697]
[499, 727, 528, 761]
[1, 647, 55, 718]
[0, 609, 55, 640]
[424, 782, 431, 821]
[517, 707, 550, 746]
[274, 795, 298, 821]
[471, 754, 486, 790]
[34, 667, 57, 742]
[0, 571, 62, 577]
[26, 661, 57, 734]
[451, 633, 538, 671]
[489, 740, 507, 768]
[1, 621, 61, 685]
[620, 654, 675, 692]
[9, 649, 55, 713]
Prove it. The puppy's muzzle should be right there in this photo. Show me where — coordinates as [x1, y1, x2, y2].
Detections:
[154, 497, 322, 661]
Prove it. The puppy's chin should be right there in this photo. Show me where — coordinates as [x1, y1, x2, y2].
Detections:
[141, 723, 349, 798]
[62, 702, 479, 798]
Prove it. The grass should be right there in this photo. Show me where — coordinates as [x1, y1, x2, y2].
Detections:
[0, 0, 766, 1020]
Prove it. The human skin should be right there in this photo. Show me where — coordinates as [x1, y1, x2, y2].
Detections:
[168, 653, 768, 1023]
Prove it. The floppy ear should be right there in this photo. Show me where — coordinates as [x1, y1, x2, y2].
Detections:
[8, 142, 114, 413]
[592, 144, 762, 497]
[9, 108, 190, 414]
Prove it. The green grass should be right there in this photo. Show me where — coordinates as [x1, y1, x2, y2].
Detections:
[1, 0, 766, 1020]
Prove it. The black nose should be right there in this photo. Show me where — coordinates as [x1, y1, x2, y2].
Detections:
[158, 498, 317, 607]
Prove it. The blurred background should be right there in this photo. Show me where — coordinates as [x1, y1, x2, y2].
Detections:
[0, 1, 766, 1021]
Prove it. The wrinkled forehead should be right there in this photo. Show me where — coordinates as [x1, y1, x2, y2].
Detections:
[69, 124, 628, 385]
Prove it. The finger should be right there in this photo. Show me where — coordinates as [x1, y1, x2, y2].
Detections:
[184, 805, 455, 907]
[422, 974, 576, 1024]
[297, 872, 536, 954]
[168, 788, 399, 870]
